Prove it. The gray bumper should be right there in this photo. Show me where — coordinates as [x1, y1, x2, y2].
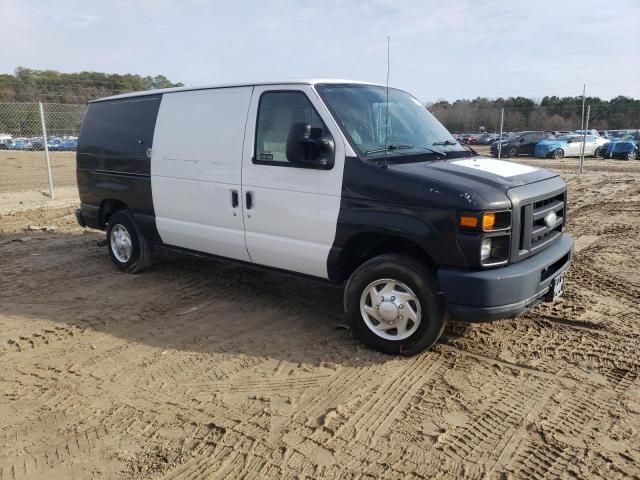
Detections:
[438, 233, 573, 322]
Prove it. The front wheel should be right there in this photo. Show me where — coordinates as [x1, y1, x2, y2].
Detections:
[627, 151, 637, 161]
[106, 210, 152, 273]
[552, 148, 564, 159]
[507, 147, 518, 158]
[344, 254, 446, 355]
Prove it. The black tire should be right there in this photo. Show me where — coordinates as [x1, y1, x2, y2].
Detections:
[344, 254, 446, 356]
[507, 147, 518, 158]
[552, 148, 564, 159]
[627, 151, 637, 161]
[106, 210, 152, 273]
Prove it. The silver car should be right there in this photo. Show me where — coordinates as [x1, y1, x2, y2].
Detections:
[534, 135, 608, 159]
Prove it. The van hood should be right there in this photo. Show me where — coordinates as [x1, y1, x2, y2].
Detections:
[389, 156, 557, 190]
[386, 156, 558, 209]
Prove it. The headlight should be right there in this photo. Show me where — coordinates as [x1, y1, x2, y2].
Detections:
[459, 211, 510, 232]
[481, 238, 492, 261]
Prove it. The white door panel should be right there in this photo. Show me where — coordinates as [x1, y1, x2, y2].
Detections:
[244, 187, 342, 276]
[153, 176, 247, 259]
[152, 87, 253, 261]
[242, 85, 345, 278]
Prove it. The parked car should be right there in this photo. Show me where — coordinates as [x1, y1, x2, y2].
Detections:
[599, 131, 639, 160]
[0, 135, 13, 149]
[575, 129, 601, 137]
[56, 138, 78, 151]
[534, 134, 606, 159]
[11, 139, 33, 150]
[490, 131, 554, 157]
[457, 134, 474, 144]
[75, 79, 573, 355]
[473, 133, 499, 145]
[551, 131, 572, 138]
[30, 137, 45, 150]
[47, 137, 62, 150]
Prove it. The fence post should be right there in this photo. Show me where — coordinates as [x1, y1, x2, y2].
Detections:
[497, 108, 504, 159]
[580, 84, 586, 132]
[579, 105, 590, 174]
[38, 102, 55, 199]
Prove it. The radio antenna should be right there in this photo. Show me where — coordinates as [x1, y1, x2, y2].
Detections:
[383, 35, 390, 169]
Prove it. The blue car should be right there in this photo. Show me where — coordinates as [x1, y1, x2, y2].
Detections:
[600, 131, 639, 160]
[56, 138, 78, 151]
[534, 134, 604, 159]
[11, 139, 33, 150]
[47, 137, 63, 150]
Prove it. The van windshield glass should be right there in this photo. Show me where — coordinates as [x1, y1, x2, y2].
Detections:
[316, 84, 465, 159]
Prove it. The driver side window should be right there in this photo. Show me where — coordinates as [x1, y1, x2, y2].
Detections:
[254, 91, 328, 166]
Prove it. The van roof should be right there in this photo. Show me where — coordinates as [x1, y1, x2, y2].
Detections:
[91, 79, 383, 103]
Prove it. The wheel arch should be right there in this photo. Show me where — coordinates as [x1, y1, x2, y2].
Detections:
[99, 199, 128, 227]
[329, 232, 437, 284]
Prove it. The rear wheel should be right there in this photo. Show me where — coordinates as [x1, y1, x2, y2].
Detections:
[552, 148, 564, 159]
[593, 147, 601, 157]
[507, 147, 518, 158]
[627, 151, 637, 161]
[344, 254, 446, 355]
[106, 210, 152, 273]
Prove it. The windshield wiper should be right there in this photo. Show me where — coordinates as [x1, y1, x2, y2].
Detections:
[364, 144, 414, 155]
[364, 144, 447, 157]
[461, 143, 479, 156]
[433, 140, 458, 146]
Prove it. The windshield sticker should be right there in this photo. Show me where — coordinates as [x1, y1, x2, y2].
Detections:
[452, 159, 538, 177]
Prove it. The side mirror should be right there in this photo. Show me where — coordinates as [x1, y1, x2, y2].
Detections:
[286, 122, 335, 169]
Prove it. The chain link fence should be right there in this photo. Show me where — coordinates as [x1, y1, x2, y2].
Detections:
[0, 102, 86, 200]
[1, 97, 638, 204]
[430, 103, 640, 165]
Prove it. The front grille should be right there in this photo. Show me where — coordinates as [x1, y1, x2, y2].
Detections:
[518, 192, 565, 258]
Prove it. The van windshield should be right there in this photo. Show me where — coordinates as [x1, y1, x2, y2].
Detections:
[316, 84, 466, 160]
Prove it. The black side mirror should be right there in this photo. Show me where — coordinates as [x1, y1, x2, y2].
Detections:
[286, 122, 335, 169]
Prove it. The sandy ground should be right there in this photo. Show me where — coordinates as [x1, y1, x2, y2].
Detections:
[0, 150, 77, 214]
[1, 159, 639, 479]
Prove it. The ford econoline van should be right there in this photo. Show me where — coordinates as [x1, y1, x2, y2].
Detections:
[75, 79, 573, 355]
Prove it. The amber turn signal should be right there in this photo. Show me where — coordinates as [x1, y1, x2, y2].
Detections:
[482, 212, 496, 231]
[459, 216, 478, 228]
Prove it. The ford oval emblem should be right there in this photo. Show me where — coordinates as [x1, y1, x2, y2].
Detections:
[544, 211, 557, 228]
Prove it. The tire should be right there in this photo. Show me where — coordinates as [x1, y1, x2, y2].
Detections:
[627, 151, 637, 161]
[106, 210, 152, 273]
[344, 254, 446, 356]
[507, 147, 518, 158]
[592, 147, 601, 158]
[552, 149, 564, 159]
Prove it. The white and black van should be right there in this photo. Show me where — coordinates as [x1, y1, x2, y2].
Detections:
[75, 79, 573, 355]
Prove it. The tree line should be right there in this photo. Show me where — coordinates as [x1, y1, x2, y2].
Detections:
[0, 67, 183, 104]
[427, 96, 640, 133]
[1, 68, 638, 135]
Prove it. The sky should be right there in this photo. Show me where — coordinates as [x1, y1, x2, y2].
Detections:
[2, 0, 639, 102]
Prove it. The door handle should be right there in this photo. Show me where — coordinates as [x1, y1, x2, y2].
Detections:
[231, 190, 239, 208]
[246, 191, 254, 210]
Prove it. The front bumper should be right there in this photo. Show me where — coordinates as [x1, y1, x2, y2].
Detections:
[438, 233, 573, 322]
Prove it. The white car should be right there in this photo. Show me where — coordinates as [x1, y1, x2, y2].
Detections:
[534, 135, 608, 158]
